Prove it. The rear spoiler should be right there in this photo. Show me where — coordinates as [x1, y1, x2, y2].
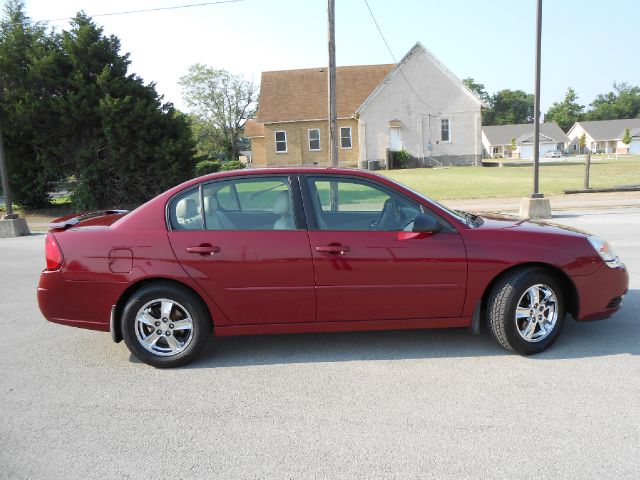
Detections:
[49, 210, 129, 230]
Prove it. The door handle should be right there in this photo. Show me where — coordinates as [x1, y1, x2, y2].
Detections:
[316, 245, 350, 255]
[186, 245, 220, 255]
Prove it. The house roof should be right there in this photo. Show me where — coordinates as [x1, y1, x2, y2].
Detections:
[630, 128, 640, 138]
[571, 118, 640, 140]
[357, 42, 486, 114]
[244, 119, 264, 137]
[482, 122, 568, 145]
[256, 64, 394, 124]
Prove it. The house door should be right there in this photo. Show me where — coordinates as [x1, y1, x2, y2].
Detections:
[389, 127, 402, 151]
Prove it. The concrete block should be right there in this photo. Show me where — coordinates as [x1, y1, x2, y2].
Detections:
[519, 197, 551, 219]
[0, 217, 31, 237]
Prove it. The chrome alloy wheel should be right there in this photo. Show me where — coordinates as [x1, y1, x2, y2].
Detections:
[134, 298, 194, 356]
[515, 284, 558, 343]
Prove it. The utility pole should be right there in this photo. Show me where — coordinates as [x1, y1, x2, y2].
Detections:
[531, 0, 542, 198]
[327, 0, 338, 166]
[0, 121, 16, 219]
[518, 0, 551, 219]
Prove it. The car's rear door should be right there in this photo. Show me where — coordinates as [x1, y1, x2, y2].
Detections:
[167, 174, 316, 325]
[302, 174, 467, 322]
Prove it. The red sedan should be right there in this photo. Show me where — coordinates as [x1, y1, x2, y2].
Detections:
[38, 168, 628, 367]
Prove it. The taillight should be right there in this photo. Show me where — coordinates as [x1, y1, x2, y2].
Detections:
[45, 233, 64, 270]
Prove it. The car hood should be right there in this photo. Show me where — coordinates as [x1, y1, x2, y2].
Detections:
[476, 212, 592, 237]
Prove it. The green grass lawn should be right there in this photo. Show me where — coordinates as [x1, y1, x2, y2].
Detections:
[380, 156, 640, 200]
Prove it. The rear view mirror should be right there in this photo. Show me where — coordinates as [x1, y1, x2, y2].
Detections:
[412, 213, 442, 233]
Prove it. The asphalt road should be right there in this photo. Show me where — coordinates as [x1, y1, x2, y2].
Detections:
[1, 208, 638, 480]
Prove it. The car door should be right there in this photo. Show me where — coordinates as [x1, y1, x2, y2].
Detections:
[302, 175, 467, 322]
[167, 174, 316, 325]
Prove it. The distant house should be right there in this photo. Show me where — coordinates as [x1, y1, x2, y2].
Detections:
[481, 122, 569, 159]
[566, 118, 640, 154]
[245, 42, 484, 168]
[630, 128, 640, 154]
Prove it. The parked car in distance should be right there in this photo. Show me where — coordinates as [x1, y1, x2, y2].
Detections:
[38, 168, 628, 367]
[543, 150, 564, 158]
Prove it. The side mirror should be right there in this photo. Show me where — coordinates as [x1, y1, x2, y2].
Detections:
[412, 213, 442, 233]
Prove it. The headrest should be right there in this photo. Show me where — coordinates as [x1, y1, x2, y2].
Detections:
[273, 190, 291, 215]
[205, 196, 219, 213]
[176, 198, 198, 219]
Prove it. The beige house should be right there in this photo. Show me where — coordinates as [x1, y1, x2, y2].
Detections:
[246, 43, 484, 168]
[482, 122, 568, 159]
[566, 118, 640, 154]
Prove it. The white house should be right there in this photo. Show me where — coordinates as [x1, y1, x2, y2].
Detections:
[630, 128, 640, 154]
[566, 118, 640, 154]
[356, 42, 485, 167]
[246, 42, 484, 167]
[482, 122, 568, 159]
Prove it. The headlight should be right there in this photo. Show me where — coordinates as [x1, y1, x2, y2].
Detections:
[587, 236, 622, 268]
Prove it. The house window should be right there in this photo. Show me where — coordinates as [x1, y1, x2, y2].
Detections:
[573, 144, 577, 151]
[275, 131, 287, 153]
[308, 128, 320, 151]
[441, 118, 451, 142]
[340, 127, 352, 149]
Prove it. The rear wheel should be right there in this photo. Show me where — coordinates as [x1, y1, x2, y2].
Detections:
[121, 283, 211, 367]
[487, 268, 565, 355]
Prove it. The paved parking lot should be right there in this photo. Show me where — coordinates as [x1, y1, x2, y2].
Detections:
[1, 208, 638, 479]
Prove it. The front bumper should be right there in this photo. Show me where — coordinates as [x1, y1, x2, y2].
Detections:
[573, 262, 629, 321]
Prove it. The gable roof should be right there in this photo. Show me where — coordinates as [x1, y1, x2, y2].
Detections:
[356, 42, 486, 114]
[570, 118, 640, 140]
[482, 122, 568, 145]
[630, 128, 640, 138]
[256, 64, 394, 123]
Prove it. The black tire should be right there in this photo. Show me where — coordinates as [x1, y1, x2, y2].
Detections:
[487, 268, 565, 355]
[121, 282, 212, 368]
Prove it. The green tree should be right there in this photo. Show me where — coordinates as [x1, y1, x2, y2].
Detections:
[545, 87, 585, 132]
[59, 13, 195, 209]
[622, 128, 631, 145]
[587, 82, 640, 120]
[0, 0, 66, 208]
[462, 77, 490, 105]
[483, 89, 534, 126]
[579, 133, 587, 154]
[180, 64, 258, 160]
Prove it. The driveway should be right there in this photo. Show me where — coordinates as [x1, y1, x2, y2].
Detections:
[1, 208, 638, 479]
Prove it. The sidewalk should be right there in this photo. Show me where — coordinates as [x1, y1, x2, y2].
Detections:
[445, 191, 640, 213]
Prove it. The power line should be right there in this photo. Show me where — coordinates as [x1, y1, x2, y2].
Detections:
[43, 0, 244, 22]
[363, 0, 438, 112]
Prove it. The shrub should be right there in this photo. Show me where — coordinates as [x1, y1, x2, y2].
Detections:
[392, 149, 410, 169]
[195, 160, 221, 176]
[220, 160, 246, 171]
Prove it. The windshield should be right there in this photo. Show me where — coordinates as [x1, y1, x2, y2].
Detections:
[380, 175, 483, 228]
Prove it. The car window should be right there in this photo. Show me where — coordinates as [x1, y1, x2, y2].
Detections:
[201, 176, 298, 230]
[307, 177, 423, 231]
[169, 188, 203, 230]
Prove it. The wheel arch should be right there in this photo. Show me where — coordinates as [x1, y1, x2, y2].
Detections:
[471, 262, 579, 334]
[111, 277, 213, 343]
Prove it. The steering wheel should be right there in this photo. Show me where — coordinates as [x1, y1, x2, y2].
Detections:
[372, 198, 402, 231]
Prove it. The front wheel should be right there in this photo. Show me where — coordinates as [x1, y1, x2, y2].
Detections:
[121, 283, 211, 367]
[487, 268, 565, 355]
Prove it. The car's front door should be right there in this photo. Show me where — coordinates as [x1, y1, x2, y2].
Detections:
[303, 175, 467, 322]
[167, 175, 316, 325]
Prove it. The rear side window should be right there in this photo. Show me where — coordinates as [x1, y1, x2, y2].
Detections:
[169, 188, 203, 230]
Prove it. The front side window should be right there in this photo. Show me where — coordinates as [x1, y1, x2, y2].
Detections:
[306, 177, 423, 231]
[340, 127, 352, 149]
[308, 128, 320, 151]
[441, 118, 450, 142]
[275, 131, 287, 153]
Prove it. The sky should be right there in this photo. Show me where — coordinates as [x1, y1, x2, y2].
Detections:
[13, 0, 640, 115]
